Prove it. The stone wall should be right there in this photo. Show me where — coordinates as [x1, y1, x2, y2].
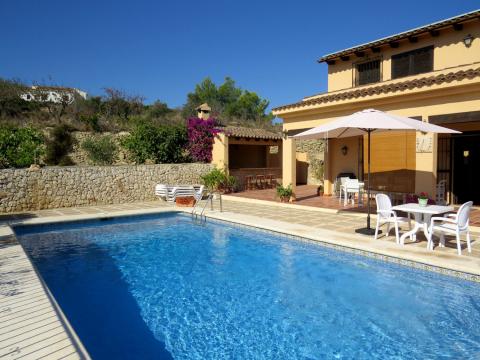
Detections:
[0, 163, 213, 213]
[296, 140, 325, 185]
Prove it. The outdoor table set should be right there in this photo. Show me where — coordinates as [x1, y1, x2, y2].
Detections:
[391, 203, 454, 245]
[244, 174, 277, 191]
[380, 199, 473, 255]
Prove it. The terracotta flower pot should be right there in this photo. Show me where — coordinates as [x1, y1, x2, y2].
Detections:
[176, 196, 196, 207]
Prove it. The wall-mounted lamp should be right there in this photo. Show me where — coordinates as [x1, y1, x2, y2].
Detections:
[341, 145, 348, 156]
[463, 34, 474, 48]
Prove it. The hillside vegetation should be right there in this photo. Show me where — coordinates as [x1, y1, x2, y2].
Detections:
[0, 77, 280, 168]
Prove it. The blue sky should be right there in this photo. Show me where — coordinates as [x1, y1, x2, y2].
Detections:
[1, 1, 477, 110]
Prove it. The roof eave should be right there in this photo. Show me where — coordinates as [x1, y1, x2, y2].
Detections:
[317, 9, 480, 63]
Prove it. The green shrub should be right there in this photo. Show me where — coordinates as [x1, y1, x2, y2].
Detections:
[0, 126, 44, 168]
[122, 122, 189, 164]
[81, 136, 118, 165]
[45, 124, 75, 165]
[79, 113, 101, 132]
[201, 168, 236, 193]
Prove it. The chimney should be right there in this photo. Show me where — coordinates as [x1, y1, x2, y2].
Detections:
[195, 103, 211, 120]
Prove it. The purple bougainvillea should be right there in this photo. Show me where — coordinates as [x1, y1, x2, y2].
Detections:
[187, 117, 220, 162]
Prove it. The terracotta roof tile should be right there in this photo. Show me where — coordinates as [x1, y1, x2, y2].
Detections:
[273, 67, 480, 113]
[220, 126, 282, 140]
[319, 10, 480, 63]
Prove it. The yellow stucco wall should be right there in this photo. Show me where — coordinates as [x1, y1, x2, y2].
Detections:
[211, 133, 229, 170]
[326, 20, 480, 92]
[279, 74, 480, 196]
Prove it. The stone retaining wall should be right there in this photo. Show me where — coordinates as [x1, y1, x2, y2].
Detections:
[0, 163, 213, 213]
[296, 140, 325, 185]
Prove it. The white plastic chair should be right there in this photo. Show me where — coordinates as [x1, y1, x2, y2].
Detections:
[193, 185, 205, 201]
[343, 179, 362, 206]
[374, 193, 412, 244]
[427, 201, 472, 255]
[338, 177, 350, 204]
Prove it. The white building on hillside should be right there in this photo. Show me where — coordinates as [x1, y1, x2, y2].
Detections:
[21, 86, 88, 104]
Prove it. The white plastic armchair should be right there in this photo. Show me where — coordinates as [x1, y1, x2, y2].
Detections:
[194, 185, 205, 201]
[338, 177, 350, 203]
[427, 201, 472, 255]
[343, 179, 362, 206]
[374, 193, 412, 244]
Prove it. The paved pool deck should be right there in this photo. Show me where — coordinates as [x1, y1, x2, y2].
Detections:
[0, 228, 90, 360]
[1, 198, 479, 358]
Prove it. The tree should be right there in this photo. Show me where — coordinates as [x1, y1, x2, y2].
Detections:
[44, 124, 75, 165]
[102, 88, 144, 121]
[183, 77, 220, 118]
[224, 91, 270, 121]
[0, 126, 44, 168]
[145, 100, 172, 119]
[182, 77, 273, 126]
[122, 121, 189, 164]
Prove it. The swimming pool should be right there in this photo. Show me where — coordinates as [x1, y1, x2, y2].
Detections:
[15, 213, 480, 359]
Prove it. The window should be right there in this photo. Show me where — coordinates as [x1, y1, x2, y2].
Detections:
[355, 59, 381, 86]
[392, 46, 433, 79]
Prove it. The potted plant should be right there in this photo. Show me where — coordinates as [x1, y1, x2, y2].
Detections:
[201, 168, 237, 194]
[201, 168, 224, 193]
[418, 192, 429, 207]
[317, 183, 324, 196]
[221, 173, 237, 194]
[276, 184, 294, 203]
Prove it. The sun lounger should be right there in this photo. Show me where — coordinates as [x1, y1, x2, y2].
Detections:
[155, 184, 204, 202]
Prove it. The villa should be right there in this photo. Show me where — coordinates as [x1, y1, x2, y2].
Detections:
[2, 8, 480, 360]
[20, 85, 88, 104]
[273, 9, 480, 205]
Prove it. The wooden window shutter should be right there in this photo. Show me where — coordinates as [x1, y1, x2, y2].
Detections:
[392, 46, 433, 79]
[356, 59, 381, 86]
[412, 46, 433, 75]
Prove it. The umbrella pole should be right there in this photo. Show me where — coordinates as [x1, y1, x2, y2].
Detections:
[367, 129, 372, 229]
[355, 129, 376, 236]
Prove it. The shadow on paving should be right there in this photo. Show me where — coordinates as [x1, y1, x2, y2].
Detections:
[16, 230, 173, 360]
[0, 212, 38, 224]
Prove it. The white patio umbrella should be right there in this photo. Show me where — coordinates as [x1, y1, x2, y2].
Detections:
[293, 109, 460, 235]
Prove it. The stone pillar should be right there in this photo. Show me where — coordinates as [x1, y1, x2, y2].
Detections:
[282, 137, 296, 196]
[324, 139, 333, 195]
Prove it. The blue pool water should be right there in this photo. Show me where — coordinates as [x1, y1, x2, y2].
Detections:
[15, 213, 480, 359]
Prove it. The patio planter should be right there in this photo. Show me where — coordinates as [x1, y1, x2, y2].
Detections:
[418, 198, 428, 207]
